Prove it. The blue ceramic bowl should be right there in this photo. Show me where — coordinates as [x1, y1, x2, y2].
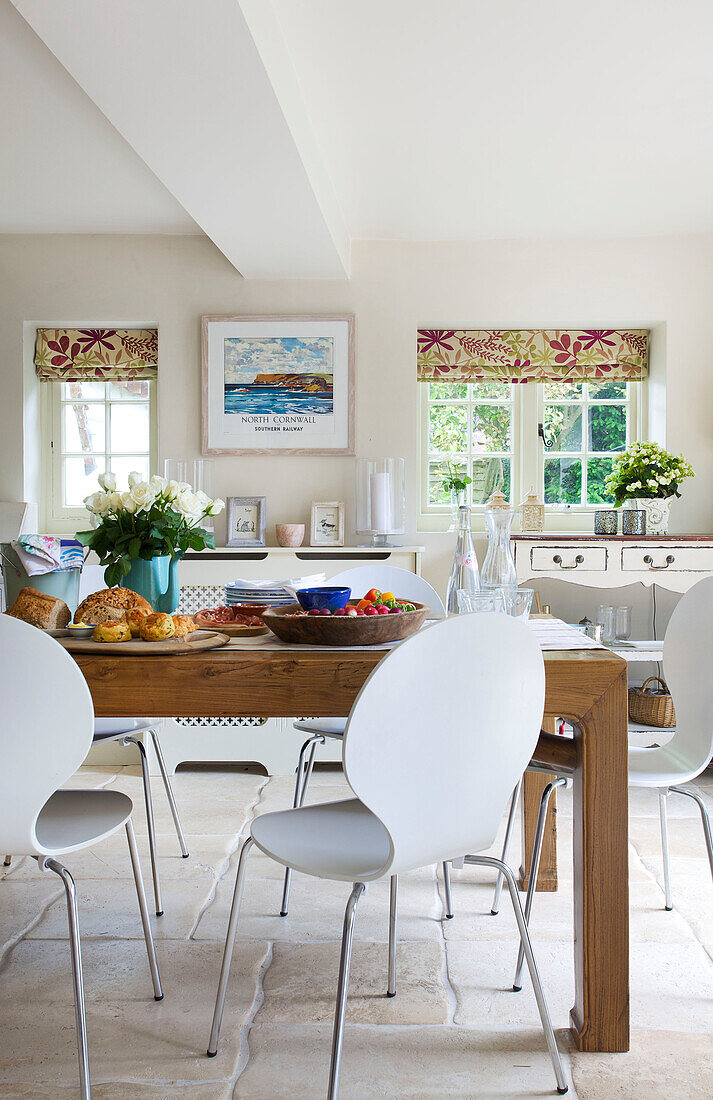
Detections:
[296, 586, 352, 612]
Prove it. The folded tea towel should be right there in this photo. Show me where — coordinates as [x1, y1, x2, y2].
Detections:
[12, 536, 84, 576]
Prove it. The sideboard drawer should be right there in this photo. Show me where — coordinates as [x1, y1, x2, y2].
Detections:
[530, 545, 607, 572]
[621, 546, 713, 573]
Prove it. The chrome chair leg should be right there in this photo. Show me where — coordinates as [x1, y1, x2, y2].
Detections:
[491, 778, 523, 915]
[280, 735, 324, 917]
[150, 728, 189, 858]
[126, 736, 162, 917]
[207, 836, 255, 1057]
[512, 777, 567, 991]
[328, 882, 366, 1100]
[658, 788, 673, 910]
[442, 861, 454, 919]
[670, 784, 713, 883]
[465, 854, 569, 1095]
[46, 858, 91, 1100]
[125, 820, 163, 1000]
[387, 875, 397, 996]
[3, 855, 11, 866]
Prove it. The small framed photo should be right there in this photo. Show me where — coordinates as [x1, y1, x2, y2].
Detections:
[227, 497, 266, 547]
[310, 501, 345, 547]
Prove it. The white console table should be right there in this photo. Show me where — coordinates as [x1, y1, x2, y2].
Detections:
[513, 534, 713, 594]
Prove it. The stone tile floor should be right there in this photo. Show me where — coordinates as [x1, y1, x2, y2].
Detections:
[1, 759, 713, 1098]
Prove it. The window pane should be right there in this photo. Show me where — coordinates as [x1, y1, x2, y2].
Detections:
[110, 402, 150, 452]
[109, 455, 150, 489]
[428, 404, 467, 453]
[544, 457, 582, 504]
[107, 380, 150, 401]
[61, 381, 105, 401]
[471, 382, 511, 399]
[543, 382, 583, 401]
[63, 455, 103, 507]
[428, 459, 468, 505]
[63, 403, 105, 453]
[428, 382, 467, 400]
[472, 457, 510, 504]
[544, 404, 582, 451]
[588, 405, 626, 452]
[588, 381, 627, 400]
[587, 458, 615, 504]
[472, 405, 510, 453]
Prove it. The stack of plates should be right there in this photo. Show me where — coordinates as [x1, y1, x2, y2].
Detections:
[225, 583, 293, 608]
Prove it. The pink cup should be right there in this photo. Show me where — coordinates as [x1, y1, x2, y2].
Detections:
[275, 523, 305, 548]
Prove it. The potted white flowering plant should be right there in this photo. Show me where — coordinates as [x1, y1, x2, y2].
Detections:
[76, 472, 225, 611]
[604, 442, 694, 535]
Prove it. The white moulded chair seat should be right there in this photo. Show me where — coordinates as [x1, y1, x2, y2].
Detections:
[279, 565, 447, 916]
[503, 575, 713, 994]
[207, 613, 569, 1098]
[92, 717, 189, 916]
[0, 616, 163, 1100]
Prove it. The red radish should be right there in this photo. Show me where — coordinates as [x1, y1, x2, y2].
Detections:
[364, 606, 379, 616]
[356, 609, 366, 616]
[389, 606, 403, 614]
[346, 608, 358, 617]
[376, 604, 390, 614]
[308, 609, 322, 616]
[332, 608, 346, 616]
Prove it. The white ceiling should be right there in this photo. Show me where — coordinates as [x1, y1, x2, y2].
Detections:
[272, 0, 713, 240]
[0, 2, 197, 234]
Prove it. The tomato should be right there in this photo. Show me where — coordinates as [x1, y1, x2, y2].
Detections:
[364, 589, 381, 603]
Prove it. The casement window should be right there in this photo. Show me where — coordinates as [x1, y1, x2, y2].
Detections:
[418, 329, 648, 524]
[35, 328, 158, 530]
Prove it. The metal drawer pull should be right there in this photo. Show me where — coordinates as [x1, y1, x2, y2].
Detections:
[643, 554, 675, 570]
[552, 554, 584, 569]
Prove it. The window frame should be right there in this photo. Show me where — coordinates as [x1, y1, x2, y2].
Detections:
[419, 379, 644, 530]
[41, 379, 158, 533]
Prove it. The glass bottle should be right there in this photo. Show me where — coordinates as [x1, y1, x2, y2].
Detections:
[446, 505, 480, 615]
[481, 490, 517, 590]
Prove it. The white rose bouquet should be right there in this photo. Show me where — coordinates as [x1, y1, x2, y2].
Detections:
[77, 471, 225, 588]
[605, 442, 694, 507]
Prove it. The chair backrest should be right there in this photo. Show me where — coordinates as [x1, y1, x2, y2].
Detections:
[0, 616, 94, 855]
[663, 576, 713, 779]
[343, 612, 545, 876]
[330, 565, 446, 615]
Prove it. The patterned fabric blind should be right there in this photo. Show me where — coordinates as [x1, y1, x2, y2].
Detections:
[35, 328, 158, 382]
[417, 329, 648, 383]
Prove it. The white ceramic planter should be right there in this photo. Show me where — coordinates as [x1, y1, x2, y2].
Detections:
[627, 497, 673, 535]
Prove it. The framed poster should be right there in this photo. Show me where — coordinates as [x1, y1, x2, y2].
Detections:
[310, 501, 345, 547]
[226, 496, 267, 547]
[202, 315, 355, 455]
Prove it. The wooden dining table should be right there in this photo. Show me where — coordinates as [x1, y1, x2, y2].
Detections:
[73, 638, 629, 1054]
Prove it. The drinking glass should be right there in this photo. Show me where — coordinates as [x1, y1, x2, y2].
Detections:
[500, 586, 535, 620]
[458, 589, 506, 614]
[597, 604, 615, 644]
[615, 605, 632, 642]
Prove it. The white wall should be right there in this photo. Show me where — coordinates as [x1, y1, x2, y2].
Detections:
[1, 232, 712, 594]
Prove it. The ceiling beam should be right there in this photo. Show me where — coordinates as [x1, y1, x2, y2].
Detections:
[12, 0, 350, 278]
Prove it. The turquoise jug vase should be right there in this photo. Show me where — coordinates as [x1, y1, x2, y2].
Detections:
[122, 554, 181, 613]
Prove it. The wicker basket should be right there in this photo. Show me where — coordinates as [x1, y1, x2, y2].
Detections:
[628, 676, 677, 728]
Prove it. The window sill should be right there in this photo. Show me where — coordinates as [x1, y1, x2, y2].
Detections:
[418, 509, 611, 535]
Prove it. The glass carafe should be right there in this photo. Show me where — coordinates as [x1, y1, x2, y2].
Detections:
[446, 505, 480, 615]
[481, 495, 517, 591]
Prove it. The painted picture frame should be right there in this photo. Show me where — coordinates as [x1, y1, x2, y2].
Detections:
[226, 496, 267, 548]
[202, 315, 355, 455]
[310, 501, 345, 547]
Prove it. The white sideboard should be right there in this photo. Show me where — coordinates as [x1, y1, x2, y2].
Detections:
[88, 545, 425, 776]
[513, 535, 713, 594]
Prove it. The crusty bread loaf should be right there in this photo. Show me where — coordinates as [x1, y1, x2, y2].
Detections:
[74, 587, 152, 624]
[6, 587, 71, 629]
[79, 605, 127, 626]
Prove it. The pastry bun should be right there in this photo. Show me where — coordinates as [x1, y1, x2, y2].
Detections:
[93, 620, 131, 643]
[125, 608, 149, 637]
[172, 614, 196, 638]
[140, 612, 175, 642]
[75, 587, 152, 624]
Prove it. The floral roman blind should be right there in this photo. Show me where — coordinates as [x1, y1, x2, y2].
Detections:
[35, 328, 158, 382]
[417, 329, 648, 383]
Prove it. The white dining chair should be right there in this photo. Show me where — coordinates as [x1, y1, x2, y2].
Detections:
[279, 565, 447, 917]
[503, 576, 713, 993]
[207, 612, 569, 1097]
[92, 719, 189, 915]
[0, 615, 163, 1100]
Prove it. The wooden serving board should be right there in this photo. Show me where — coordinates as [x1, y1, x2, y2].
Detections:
[193, 616, 268, 638]
[58, 629, 230, 656]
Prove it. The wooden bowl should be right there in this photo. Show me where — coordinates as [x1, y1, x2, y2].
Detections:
[262, 601, 429, 646]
